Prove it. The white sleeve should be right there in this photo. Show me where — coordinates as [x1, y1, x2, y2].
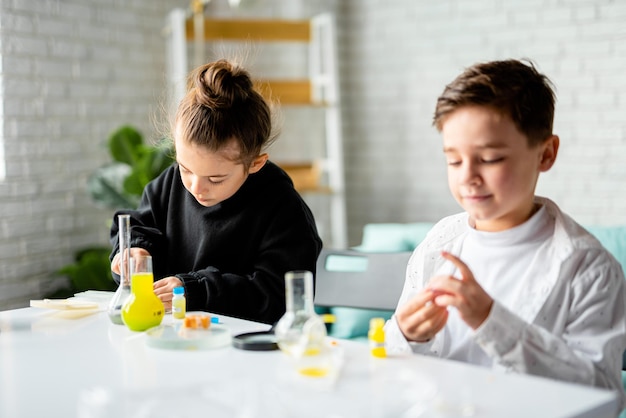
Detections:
[473, 256, 626, 408]
[384, 248, 421, 355]
[385, 315, 437, 356]
[384, 246, 439, 356]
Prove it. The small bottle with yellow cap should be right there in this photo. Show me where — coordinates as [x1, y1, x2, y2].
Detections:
[368, 317, 387, 358]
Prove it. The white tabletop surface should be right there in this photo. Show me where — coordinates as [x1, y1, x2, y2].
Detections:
[0, 306, 619, 418]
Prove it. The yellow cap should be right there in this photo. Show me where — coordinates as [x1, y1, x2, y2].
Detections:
[369, 317, 385, 329]
[321, 313, 336, 324]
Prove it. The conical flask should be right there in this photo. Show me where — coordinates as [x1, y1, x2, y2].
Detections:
[274, 270, 326, 357]
[107, 214, 131, 325]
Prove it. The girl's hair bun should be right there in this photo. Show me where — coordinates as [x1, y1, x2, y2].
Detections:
[174, 58, 278, 168]
[191, 59, 253, 109]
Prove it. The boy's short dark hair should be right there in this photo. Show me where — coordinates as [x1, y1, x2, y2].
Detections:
[433, 59, 556, 147]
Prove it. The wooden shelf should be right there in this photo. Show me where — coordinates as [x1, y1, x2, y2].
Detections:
[185, 18, 318, 105]
[186, 18, 311, 42]
[277, 161, 331, 194]
[254, 80, 313, 105]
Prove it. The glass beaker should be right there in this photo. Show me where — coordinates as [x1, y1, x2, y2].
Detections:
[274, 270, 327, 357]
[107, 214, 131, 325]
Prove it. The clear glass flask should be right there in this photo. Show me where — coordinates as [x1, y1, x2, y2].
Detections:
[121, 255, 164, 331]
[274, 270, 327, 357]
[107, 214, 131, 325]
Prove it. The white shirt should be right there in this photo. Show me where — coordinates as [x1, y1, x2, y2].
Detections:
[385, 197, 626, 409]
[445, 204, 553, 366]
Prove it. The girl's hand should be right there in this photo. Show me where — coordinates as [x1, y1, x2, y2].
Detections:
[427, 251, 493, 330]
[110, 248, 151, 275]
[396, 288, 449, 342]
[153, 276, 183, 311]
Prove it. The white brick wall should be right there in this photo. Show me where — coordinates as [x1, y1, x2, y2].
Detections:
[0, 0, 174, 309]
[1, 0, 625, 309]
[341, 0, 626, 244]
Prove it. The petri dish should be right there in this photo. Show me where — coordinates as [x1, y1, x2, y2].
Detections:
[145, 322, 231, 350]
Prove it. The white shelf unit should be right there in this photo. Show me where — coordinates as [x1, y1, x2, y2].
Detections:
[164, 9, 347, 249]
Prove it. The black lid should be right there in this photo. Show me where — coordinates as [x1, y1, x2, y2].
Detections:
[232, 331, 279, 351]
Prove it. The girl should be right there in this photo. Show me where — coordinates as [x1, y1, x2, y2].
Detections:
[110, 59, 322, 324]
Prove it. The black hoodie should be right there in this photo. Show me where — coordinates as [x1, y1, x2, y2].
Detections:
[110, 161, 322, 324]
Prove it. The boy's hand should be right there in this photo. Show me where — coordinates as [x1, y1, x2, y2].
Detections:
[153, 276, 183, 311]
[396, 288, 449, 342]
[428, 251, 493, 330]
[110, 248, 151, 275]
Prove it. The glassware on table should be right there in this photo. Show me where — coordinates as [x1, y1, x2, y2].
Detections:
[121, 255, 164, 332]
[274, 270, 332, 377]
[107, 214, 131, 325]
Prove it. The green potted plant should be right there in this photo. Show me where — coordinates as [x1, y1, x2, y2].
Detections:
[87, 125, 174, 210]
[53, 126, 174, 296]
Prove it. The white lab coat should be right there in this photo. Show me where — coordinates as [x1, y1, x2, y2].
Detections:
[386, 196, 626, 409]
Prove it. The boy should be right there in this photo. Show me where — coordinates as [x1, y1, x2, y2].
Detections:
[385, 59, 626, 407]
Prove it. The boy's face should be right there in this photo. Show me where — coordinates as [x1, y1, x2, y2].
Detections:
[441, 105, 556, 232]
[174, 126, 266, 207]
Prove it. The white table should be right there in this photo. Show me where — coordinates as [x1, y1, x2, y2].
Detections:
[0, 307, 619, 418]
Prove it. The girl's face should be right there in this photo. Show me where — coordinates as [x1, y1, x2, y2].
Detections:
[174, 133, 267, 207]
[441, 105, 558, 232]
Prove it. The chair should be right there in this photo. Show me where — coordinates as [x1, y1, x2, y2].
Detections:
[314, 248, 412, 311]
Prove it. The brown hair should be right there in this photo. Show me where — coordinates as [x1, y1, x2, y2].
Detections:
[174, 59, 278, 169]
[433, 59, 556, 146]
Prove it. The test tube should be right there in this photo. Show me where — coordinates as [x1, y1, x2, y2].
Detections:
[107, 214, 131, 325]
[118, 214, 131, 287]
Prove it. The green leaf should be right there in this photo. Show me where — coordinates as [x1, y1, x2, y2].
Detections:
[123, 169, 146, 196]
[87, 164, 139, 209]
[108, 125, 144, 166]
[123, 145, 175, 195]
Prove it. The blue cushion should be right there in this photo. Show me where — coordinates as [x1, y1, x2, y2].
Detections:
[353, 222, 434, 252]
